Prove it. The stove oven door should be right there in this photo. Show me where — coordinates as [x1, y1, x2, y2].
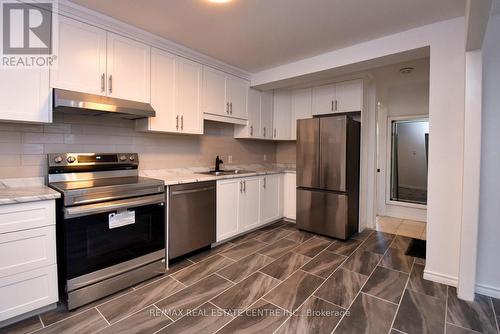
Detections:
[60, 193, 165, 285]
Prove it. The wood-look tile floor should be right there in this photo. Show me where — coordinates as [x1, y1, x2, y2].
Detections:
[3, 220, 499, 334]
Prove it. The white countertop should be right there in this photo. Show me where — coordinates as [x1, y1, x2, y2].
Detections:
[0, 178, 60, 205]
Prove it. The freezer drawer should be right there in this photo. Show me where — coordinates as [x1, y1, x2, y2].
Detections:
[168, 181, 216, 259]
[296, 188, 349, 240]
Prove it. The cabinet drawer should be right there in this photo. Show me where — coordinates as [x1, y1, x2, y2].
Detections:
[0, 226, 56, 278]
[0, 200, 55, 234]
[0, 265, 58, 321]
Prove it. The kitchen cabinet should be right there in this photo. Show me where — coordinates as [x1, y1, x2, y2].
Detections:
[107, 32, 151, 103]
[216, 179, 240, 242]
[283, 173, 296, 220]
[136, 49, 202, 134]
[260, 174, 283, 224]
[260, 91, 274, 139]
[202, 66, 249, 123]
[312, 79, 363, 115]
[272, 90, 293, 140]
[291, 88, 312, 140]
[0, 68, 50, 123]
[0, 200, 58, 322]
[238, 177, 261, 232]
[51, 17, 151, 104]
[50, 16, 107, 95]
[234, 89, 273, 139]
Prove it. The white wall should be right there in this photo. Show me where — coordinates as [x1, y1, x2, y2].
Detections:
[476, 13, 500, 298]
[372, 59, 429, 221]
[252, 18, 466, 286]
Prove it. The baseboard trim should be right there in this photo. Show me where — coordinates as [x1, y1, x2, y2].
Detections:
[423, 269, 458, 287]
[475, 283, 500, 299]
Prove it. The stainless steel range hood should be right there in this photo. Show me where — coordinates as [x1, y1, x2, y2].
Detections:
[53, 89, 155, 120]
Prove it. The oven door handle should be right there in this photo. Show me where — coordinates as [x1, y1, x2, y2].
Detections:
[64, 194, 165, 219]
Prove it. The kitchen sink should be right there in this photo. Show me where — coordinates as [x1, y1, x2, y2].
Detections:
[199, 169, 255, 176]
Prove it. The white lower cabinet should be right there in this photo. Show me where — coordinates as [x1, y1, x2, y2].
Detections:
[216, 174, 285, 242]
[0, 200, 58, 322]
[283, 173, 296, 220]
[260, 174, 283, 224]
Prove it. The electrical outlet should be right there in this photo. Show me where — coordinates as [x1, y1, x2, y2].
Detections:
[263, 154, 267, 161]
[228, 155, 233, 163]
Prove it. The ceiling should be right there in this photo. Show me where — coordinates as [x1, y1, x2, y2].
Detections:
[70, 0, 465, 73]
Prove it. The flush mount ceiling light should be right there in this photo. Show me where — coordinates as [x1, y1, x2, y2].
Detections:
[399, 67, 414, 75]
[207, 0, 232, 3]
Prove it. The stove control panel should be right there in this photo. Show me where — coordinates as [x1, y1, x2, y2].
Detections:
[48, 153, 139, 171]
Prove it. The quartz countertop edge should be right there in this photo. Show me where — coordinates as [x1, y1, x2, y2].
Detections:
[0, 186, 61, 205]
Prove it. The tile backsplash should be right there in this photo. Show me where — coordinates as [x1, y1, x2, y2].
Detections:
[276, 141, 296, 164]
[0, 114, 277, 178]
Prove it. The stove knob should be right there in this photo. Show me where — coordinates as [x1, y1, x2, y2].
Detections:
[119, 155, 127, 162]
[67, 156, 76, 163]
[54, 156, 63, 163]
[129, 155, 136, 161]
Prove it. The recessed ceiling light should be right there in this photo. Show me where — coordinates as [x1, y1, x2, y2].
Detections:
[399, 67, 414, 75]
[207, 0, 231, 3]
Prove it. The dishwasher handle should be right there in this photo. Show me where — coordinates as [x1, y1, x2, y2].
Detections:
[170, 186, 215, 196]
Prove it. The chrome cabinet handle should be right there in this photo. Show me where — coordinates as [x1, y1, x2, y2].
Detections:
[176, 115, 179, 130]
[101, 73, 105, 92]
[109, 75, 112, 94]
[181, 115, 184, 130]
[263, 177, 266, 188]
[243, 180, 246, 192]
[263, 127, 266, 137]
[250, 125, 253, 136]
[230, 102, 233, 114]
[335, 99, 338, 111]
[239, 180, 243, 193]
[331, 100, 334, 111]
[226, 102, 229, 114]
[274, 128, 277, 138]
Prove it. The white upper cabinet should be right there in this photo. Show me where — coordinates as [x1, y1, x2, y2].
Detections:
[202, 66, 249, 123]
[0, 68, 50, 123]
[260, 91, 274, 139]
[312, 79, 363, 115]
[312, 83, 336, 115]
[245, 88, 261, 138]
[335, 79, 363, 112]
[175, 57, 203, 134]
[291, 88, 312, 140]
[50, 16, 107, 95]
[107, 33, 151, 103]
[202, 66, 227, 117]
[272, 90, 292, 140]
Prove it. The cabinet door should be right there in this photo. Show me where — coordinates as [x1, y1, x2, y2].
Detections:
[0, 68, 50, 123]
[107, 33, 151, 103]
[138, 48, 176, 132]
[312, 83, 336, 115]
[246, 88, 261, 137]
[177, 58, 203, 134]
[291, 88, 312, 140]
[283, 173, 296, 220]
[272, 90, 292, 140]
[50, 17, 107, 95]
[202, 66, 227, 116]
[260, 174, 282, 224]
[216, 180, 240, 242]
[238, 177, 261, 232]
[260, 91, 273, 139]
[227, 75, 248, 120]
[335, 79, 363, 112]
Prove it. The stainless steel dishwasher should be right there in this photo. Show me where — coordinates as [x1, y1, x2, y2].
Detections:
[168, 181, 216, 260]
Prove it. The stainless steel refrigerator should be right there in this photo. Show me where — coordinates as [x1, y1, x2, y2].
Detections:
[296, 115, 360, 240]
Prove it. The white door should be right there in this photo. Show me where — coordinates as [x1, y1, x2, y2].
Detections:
[312, 83, 336, 115]
[106, 33, 151, 103]
[272, 90, 292, 140]
[176, 58, 203, 134]
[260, 174, 282, 224]
[260, 91, 274, 139]
[0, 68, 50, 123]
[227, 75, 248, 120]
[246, 88, 261, 137]
[50, 17, 107, 95]
[216, 179, 240, 242]
[139, 48, 176, 132]
[291, 88, 312, 140]
[202, 66, 227, 116]
[238, 177, 261, 232]
[336, 80, 363, 113]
